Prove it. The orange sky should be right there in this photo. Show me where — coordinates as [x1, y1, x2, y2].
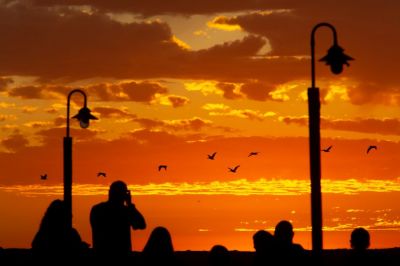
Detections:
[0, 0, 399, 250]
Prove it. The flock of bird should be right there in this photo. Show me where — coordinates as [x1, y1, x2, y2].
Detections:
[321, 145, 377, 154]
[39, 146, 378, 180]
[155, 145, 377, 173]
[157, 151, 259, 173]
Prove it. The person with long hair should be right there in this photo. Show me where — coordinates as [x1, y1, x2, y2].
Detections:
[141, 226, 179, 265]
[32, 199, 87, 257]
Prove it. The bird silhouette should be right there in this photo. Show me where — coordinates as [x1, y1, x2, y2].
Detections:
[158, 165, 167, 171]
[97, 172, 106, 177]
[322, 145, 332, 152]
[248, 152, 259, 157]
[208, 152, 217, 160]
[40, 174, 47, 180]
[228, 165, 240, 173]
[367, 145, 377, 154]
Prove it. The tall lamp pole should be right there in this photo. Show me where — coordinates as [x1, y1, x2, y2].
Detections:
[308, 22, 353, 254]
[64, 89, 98, 229]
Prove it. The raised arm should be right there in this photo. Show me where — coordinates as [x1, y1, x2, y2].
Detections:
[127, 202, 146, 230]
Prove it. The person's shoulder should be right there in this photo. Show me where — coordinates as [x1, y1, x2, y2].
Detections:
[93, 201, 108, 208]
[91, 201, 109, 212]
[70, 227, 82, 239]
[71, 227, 80, 235]
[292, 243, 305, 251]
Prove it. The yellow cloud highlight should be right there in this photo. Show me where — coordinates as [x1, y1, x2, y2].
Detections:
[209, 109, 276, 121]
[254, 9, 293, 16]
[202, 103, 230, 111]
[346, 209, 365, 213]
[21, 106, 38, 113]
[0, 102, 16, 108]
[157, 95, 174, 106]
[234, 228, 258, 232]
[163, 117, 212, 129]
[23, 121, 52, 128]
[372, 219, 400, 230]
[184, 81, 221, 96]
[171, 35, 191, 50]
[207, 16, 242, 32]
[325, 85, 350, 102]
[203, 103, 276, 121]
[1, 178, 400, 197]
[156, 94, 189, 108]
[270, 83, 299, 101]
[193, 30, 209, 38]
[235, 221, 400, 233]
[46, 103, 66, 113]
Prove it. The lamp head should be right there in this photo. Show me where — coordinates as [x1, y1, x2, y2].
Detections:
[72, 106, 98, 129]
[319, 44, 354, 74]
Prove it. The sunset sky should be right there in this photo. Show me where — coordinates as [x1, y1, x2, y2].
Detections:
[0, 0, 399, 251]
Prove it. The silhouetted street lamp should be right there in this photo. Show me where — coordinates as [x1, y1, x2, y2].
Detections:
[64, 89, 98, 229]
[308, 23, 353, 254]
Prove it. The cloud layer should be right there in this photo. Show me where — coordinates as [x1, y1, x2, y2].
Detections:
[281, 116, 400, 136]
[1, 1, 398, 106]
[2, 178, 399, 196]
[1, 131, 399, 185]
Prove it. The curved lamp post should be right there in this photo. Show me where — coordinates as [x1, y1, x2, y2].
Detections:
[64, 89, 98, 229]
[308, 23, 353, 254]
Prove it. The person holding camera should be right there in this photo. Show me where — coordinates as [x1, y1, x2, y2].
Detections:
[90, 180, 146, 258]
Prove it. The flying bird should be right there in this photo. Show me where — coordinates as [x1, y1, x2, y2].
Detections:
[208, 152, 217, 160]
[367, 145, 377, 154]
[228, 165, 240, 173]
[97, 172, 106, 177]
[248, 152, 259, 157]
[158, 165, 168, 171]
[40, 174, 47, 180]
[322, 145, 332, 152]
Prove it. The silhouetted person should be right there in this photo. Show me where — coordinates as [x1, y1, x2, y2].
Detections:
[274, 220, 305, 263]
[90, 180, 146, 258]
[351, 227, 370, 251]
[141, 226, 180, 265]
[209, 245, 230, 266]
[252, 230, 275, 266]
[346, 227, 378, 266]
[31, 199, 87, 260]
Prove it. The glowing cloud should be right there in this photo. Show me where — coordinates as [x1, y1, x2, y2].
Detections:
[171, 35, 191, 50]
[2, 178, 399, 197]
[208, 16, 242, 31]
[324, 84, 350, 102]
[184, 81, 221, 96]
[203, 103, 276, 121]
[157, 95, 190, 108]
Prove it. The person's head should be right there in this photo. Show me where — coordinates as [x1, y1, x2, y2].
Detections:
[209, 245, 230, 266]
[350, 228, 370, 250]
[253, 230, 274, 252]
[274, 220, 294, 245]
[143, 226, 174, 256]
[108, 180, 129, 204]
[40, 199, 67, 230]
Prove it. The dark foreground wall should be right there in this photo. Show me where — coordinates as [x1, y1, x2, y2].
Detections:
[0, 248, 399, 266]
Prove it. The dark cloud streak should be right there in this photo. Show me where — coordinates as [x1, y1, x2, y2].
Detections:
[7, 81, 170, 103]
